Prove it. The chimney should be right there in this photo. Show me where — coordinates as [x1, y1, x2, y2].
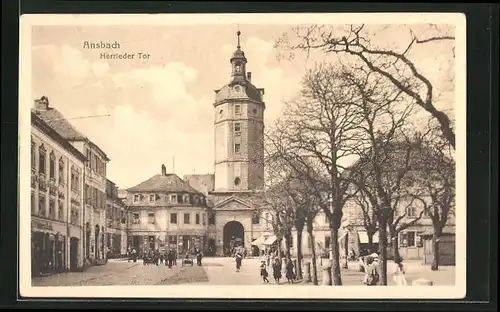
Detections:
[161, 164, 167, 176]
[246, 72, 252, 82]
[34, 96, 49, 111]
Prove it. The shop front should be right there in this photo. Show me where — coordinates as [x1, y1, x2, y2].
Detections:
[31, 218, 68, 276]
[164, 230, 207, 257]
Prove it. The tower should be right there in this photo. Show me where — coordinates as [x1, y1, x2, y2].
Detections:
[213, 30, 265, 192]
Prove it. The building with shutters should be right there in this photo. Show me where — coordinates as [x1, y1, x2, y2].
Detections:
[32, 96, 110, 266]
[125, 164, 209, 256]
[31, 109, 86, 276]
[105, 179, 128, 257]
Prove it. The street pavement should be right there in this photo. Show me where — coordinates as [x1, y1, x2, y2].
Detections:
[31, 257, 455, 286]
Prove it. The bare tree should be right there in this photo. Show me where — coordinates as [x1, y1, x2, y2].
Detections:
[339, 62, 423, 285]
[266, 62, 363, 285]
[411, 122, 455, 270]
[275, 24, 456, 149]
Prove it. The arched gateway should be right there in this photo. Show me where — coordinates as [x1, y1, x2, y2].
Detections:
[223, 221, 244, 256]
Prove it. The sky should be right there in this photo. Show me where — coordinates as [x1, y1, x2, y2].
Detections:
[30, 22, 456, 189]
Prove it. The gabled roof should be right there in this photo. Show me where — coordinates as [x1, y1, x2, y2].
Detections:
[32, 108, 86, 140]
[126, 174, 204, 194]
[213, 196, 255, 210]
[32, 107, 110, 161]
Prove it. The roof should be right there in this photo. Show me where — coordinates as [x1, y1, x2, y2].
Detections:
[183, 174, 215, 195]
[32, 108, 110, 161]
[214, 80, 264, 104]
[31, 112, 87, 162]
[32, 108, 86, 140]
[126, 173, 204, 194]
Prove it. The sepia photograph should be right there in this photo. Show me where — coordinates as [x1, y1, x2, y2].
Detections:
[19, 13, 466, 299]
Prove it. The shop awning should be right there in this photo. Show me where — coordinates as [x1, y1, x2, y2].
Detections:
[264, 235, 277, 245]
[358, 231, 379, 244]
[251, 236, 267, 246]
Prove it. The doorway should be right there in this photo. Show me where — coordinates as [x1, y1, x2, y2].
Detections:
[70, 237, 79, 271]
[223, 221, 244, 256]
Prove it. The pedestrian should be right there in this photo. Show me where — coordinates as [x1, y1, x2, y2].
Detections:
[235, 251, 243, 272]
[131, 248, 137, 263]
[272, 257, 282, 284]
[392, 257, 408, 286]
[196, 250, 203, 266]
[285, 258, 295, 284]
[260, 260, 270, 283]
[159, 252, 164, 265]
[266, 252, 271, 267]
[363, 256, 380, 286]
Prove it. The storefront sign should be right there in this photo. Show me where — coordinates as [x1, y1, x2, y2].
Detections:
[32, 219, 53, 231]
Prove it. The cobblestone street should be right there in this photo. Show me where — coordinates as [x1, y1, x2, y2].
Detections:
[32, 257, 455, 286]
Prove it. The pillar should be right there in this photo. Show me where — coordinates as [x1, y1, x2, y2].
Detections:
[302, 261, 311, 283]
[322, 261, 332, 285]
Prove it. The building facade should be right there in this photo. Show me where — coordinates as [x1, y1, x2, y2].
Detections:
[105, 179, 128, 257]
[340, 195, 456, 261]
[125, 165, 209, 256]
[31, 110, 86, 276]
[33, 96, 110, 266]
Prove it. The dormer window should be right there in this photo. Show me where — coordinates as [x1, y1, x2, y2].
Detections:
[149, 194, 156, 203]
[184, 195, 190, 204]
[170, 194, 177, 203]
[133, 194, 140, 203]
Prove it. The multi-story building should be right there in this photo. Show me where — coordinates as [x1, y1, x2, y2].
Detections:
[340, 195, 456, 261]
[125, 164, 209, 256]
[105, 179, 128, 257]
[32, 96, 110, 266]
[31, 109, 86, 276]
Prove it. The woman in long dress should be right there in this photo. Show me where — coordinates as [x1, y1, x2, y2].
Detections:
[392, 257, 408, 286]
[272, 257, 282, 284]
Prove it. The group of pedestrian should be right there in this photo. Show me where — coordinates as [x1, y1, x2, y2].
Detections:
[362, 253, 407, 286]
[259, 256, 296, 285]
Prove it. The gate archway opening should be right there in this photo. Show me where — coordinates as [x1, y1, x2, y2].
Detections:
[223, 221, 244, 256]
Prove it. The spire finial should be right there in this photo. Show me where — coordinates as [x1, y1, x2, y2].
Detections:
[236, 25, 241, 49]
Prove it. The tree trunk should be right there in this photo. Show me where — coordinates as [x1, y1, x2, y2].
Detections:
[296, 229, 303, 279]
[378, 219, 388, 286]
[330, 227, 343, 286]
[392, 232, 401, 262]
[307, 221, 318, 285]
[285, 232, 292, 260]
[277, 238, 283, 263]
[431, 232, 440, 271]
[367, 232, 374, 254]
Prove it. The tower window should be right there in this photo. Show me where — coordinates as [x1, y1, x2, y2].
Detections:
[219, 109, 223, 115]
[234, 143, 241, 154]
[253, 108, 257, 115]
[234, 177, 241, 186]
[234, 122, 241, 132]
[235, 105, 241, 115]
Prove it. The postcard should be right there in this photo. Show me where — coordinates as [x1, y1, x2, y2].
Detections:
[19, 13, 466, 299]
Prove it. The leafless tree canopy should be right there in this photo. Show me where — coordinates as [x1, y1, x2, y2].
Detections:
[274, 24, 456, 149]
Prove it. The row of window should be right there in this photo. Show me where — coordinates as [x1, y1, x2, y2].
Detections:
[86, 148, 106, 176]
[31, 192, 80, 226]
[106, 204, 126, 224]
[31, 141, 82, 192]
[132, 193, 206, 205]
[85, 184, 106, 209]
[131, 212, 216, 225]
[219, 105, 259, 117]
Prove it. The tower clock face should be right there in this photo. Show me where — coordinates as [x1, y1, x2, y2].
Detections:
[235, 65, 241, 73]
[234, 85, 241, 92]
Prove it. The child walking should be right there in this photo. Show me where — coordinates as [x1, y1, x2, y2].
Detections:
[260, 261, 270, 283]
